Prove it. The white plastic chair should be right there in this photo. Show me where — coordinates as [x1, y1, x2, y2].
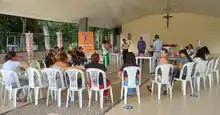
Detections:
[193, 61, 208, 91]
[29, 60, 41, 70]
[120, 66, 141, 105]
[26, 67, 48, 105]
[205, 59, 215, 88]
[42, 68, 66, 107]
[41, 60, 47, 69]
[1, 70, 28, 107]
[173, 62, 195, 96]
[0, 73, 4, 98]
[86, 68, 113, 109]
[151, 64, 174, 99]
[212, 57, 220, 83]
[64, 69, 86, 108]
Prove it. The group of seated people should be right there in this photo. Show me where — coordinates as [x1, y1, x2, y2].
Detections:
[146, 45, 210, 95]
[1, 43, 210, 104]
[45, 46, 87, 68]
[2, 49, 112, 102]
[2, 47, 141, 103]
[185, 44, 209, 60]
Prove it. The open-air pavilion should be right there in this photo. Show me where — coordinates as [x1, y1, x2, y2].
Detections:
[1, 0, 220, 115]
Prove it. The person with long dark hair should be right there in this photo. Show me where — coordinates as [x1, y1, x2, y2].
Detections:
[175, 49, 193, 79]
[118, 52, 140, 96]
[45, 52, 55, 68]
[84, 53, 111, 97]
[202, 46, 210, 60]
[2, 51, 29, 102]
[194, 48, 206, 62]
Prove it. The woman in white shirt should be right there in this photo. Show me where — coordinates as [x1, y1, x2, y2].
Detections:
[187, 44, 194, 57]
[2, 51, 29, 102]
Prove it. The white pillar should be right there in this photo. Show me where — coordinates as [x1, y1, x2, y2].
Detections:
[43, 26, 51, 50]
[26, 32, 34, 60]
[56, 32, 63, 48]
[110, 33, 114, 53]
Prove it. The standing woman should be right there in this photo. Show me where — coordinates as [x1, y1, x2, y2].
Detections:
[102, 40, 110, 66]
[121, 39, 130, 63]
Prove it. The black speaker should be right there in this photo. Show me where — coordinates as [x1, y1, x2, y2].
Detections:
[114, 26, 121, 35]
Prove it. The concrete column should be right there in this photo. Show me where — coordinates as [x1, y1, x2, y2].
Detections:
[79, 17, 88, 32]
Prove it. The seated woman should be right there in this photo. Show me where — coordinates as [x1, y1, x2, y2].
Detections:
[67, 48, 81, 65]
[193, 47, 207, 63]
[2, 51, 29, 102]
[187, 44, 194, 57]
[84, 53, 110, 97]
[146, 48, 169, 93]
[118, 52, 140, 96]
[202, 46, 210, 60]
[175, 49, 193, 79]
[45, 52, 55, 68]
[160, 48, 168, 64]
[51, 52, 84, 87]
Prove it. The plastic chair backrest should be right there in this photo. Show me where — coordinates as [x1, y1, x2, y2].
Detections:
[41, 60, 47, 68]
[206, 59, 215, 74]
[1, 69, 21, 89]
[64, 69, 85, 89]
[194, 61, 208, 77]
[86, 68, 107, 89]
[26, 67, 42, 88]
[122, 66, 141, 88]
[213, 57, 220, 71]
[155, 64, 174, 84]
[42, 68, 65, 89]
[29, 60, 40, 70]
[36, 60, 46, 69]
[179, 62, 195, 80]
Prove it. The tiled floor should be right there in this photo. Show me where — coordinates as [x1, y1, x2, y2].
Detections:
[0, 62, 151, 115]
[106, 80, 220, 115]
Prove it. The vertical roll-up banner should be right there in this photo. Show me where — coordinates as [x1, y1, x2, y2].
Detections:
[78, 32, 94, 53]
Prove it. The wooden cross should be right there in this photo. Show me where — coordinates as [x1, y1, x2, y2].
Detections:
[163, 14, 173, 28]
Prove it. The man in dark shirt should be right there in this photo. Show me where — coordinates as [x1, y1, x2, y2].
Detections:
[76, 47, 86, 65]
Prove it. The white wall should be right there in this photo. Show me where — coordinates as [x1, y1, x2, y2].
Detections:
[122, 13, 220, 54]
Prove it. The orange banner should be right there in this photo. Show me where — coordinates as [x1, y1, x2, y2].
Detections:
[78, 32, 94, 53]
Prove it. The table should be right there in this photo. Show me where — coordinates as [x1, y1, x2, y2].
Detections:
[136, 56, 152, 73]
[110, 53, 121, 67]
